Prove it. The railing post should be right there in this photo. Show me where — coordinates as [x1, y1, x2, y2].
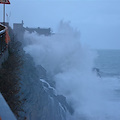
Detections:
[3, 4, 5, 24]
[0, 34, 2, 55]
[1, 34, 4, 52]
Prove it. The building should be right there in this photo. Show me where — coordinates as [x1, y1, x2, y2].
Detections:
[13, 20, 52, 36]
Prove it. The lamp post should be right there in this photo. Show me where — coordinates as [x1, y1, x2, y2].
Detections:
[0, 0, 10, 24]
[3, 4, 5, 24]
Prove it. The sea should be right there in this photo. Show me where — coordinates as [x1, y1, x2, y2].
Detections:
[95, 49, 120, 78]
[93, 49, 120, 120]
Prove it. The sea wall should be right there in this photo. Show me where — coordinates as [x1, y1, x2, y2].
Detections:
[0, 23, 9, 68]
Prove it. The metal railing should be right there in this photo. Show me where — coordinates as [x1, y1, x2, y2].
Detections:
[0, 24, 7, 55]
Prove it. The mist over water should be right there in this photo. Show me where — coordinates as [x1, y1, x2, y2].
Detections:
[24, 21, 120, 120]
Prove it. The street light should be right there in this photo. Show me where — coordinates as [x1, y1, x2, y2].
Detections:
[0, 0, 10, 24]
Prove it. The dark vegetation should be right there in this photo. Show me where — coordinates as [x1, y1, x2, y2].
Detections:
[0, 27, 25, 119]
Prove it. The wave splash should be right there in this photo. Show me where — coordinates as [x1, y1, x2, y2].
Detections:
[24, 21, 120, 120]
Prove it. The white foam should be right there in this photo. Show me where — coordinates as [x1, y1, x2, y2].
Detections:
[40, 79, 57, 95]
[24, 21, 120, 120]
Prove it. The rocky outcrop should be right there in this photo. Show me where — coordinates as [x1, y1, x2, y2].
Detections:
[0, 28, 73, 120]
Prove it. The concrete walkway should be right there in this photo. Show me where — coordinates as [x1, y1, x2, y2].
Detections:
[0, 93, 16, 120]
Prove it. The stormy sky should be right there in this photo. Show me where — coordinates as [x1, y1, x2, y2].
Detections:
[0, 0, 120, 49]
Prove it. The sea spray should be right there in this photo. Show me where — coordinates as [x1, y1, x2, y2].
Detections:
[24, 21, 120, 120]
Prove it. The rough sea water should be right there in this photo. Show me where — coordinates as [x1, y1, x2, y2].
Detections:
[23, 21, 120, 120]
